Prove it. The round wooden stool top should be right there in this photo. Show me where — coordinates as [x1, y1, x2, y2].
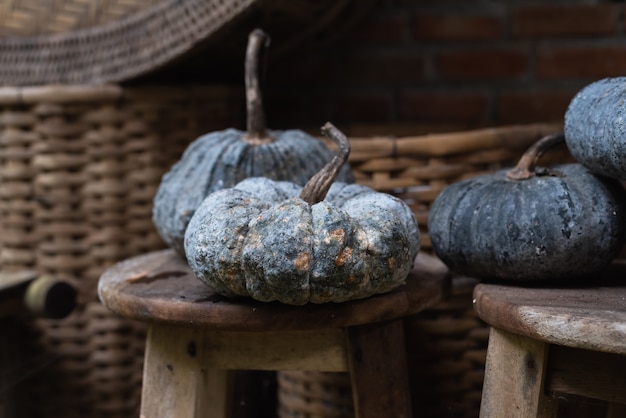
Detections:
[98, 249, 449, 332]
[473, 280, 626, 355]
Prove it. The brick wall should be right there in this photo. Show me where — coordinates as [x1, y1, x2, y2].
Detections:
[262, 0, 626, 134]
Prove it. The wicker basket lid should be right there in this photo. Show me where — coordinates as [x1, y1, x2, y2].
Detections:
[0, 0, 376, 86]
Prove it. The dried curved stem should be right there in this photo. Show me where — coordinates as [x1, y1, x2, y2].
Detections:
[300, 122, 351, 205]
[506, 133, 565, 181]
[244, 28, 272, 144]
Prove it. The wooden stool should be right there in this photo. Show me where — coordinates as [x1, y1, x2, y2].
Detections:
[473, 280, 626, 418]
[98, 249, 448, 418]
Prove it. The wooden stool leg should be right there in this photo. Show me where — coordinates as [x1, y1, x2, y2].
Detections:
[140, 324, 234, 418]
[346, 318, 412, 418]
[480, 327, 558, 418]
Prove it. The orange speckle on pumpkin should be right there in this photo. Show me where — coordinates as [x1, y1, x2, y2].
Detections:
[295, 252, 311, 271]
[388, 257, 396, 273]
[336, 247, 352, 266]
[330, 228, 345, 241]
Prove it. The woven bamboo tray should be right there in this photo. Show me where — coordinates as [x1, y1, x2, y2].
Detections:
[280, 122, 570, 418]
[0, 84, 244, 418]
[0, 0, 377, 85]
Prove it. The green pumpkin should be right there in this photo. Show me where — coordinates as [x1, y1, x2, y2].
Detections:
[184, 123, 420, 305]
[565, 77, 626, 180]
[153, 29, 354, 255]
[428, 133, 626, 282]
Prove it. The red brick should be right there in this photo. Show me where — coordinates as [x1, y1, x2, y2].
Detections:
[397, 91, 489, 124]
[336, 53, 425, 85]
[264, 94, 311, 127]
[396, 0, 465, 4]
[512, 5, 617, 38]
[348, 12, 411, 44]
[413, 13, 503, 41]
[537, 46, 626, 79]
[436, 49, 528, 80]
[264, 91, 392, 127]
[308, 92, 393, 124]
[266, 55, 336, 85]
[495, 91, 574, 124]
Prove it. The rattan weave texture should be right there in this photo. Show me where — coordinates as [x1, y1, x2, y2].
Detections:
[0, 0, 154, 36]
[0, 0, 257, 85]
[0, 83, 244, 417]
[331, 122, 567, 251]
[0, 0, 377, 86]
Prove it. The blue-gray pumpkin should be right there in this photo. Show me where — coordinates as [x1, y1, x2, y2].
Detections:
[565, 77, 626, 180]
[428, 133, 626, 282]
[153, 29, 354, 255]
[184, 123, 420, 305]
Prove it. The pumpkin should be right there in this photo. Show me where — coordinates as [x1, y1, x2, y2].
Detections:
[428, 133, 626, 282]
[184, 123, 420, 305]
[565, 77, 626, 180]
[153, 29, 354, 255]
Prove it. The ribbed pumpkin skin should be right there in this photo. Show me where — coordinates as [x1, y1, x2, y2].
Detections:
[153, 128, 355, 255]
[565, 77, 626, 180]
[428, 164, 626, 281]
[184, 178, 419, 305]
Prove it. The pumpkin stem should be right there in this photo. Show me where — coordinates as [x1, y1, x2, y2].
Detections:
[299, 122, 351, 205]
[244, 29, 272, 144]
[506, 132, 565, 181]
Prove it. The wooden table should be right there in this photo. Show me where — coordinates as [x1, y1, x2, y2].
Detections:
[474, 279, 626, 418]
[98, 249, 449, 418]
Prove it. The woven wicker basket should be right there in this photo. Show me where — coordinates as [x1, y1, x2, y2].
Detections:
[0, 84, 244, 418]
[279, 122, 570, 418]
[0, 0, 377, 85]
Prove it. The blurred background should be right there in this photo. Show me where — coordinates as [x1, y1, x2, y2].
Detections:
[0, 1, 621, 417]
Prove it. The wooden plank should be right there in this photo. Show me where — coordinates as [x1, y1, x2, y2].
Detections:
[195, 327, 348, 372]
[194, 368, 232, 418]
[474, 283, 626, 355]
[546, 344, 626, 404]
[480, 327, 558, 418]
[140, 324, 349, 417]
[141, 317, 438, 417]
[346, 319, 412, 418]
[144, 323, 347, 372]
[140, 325, 233, 418]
